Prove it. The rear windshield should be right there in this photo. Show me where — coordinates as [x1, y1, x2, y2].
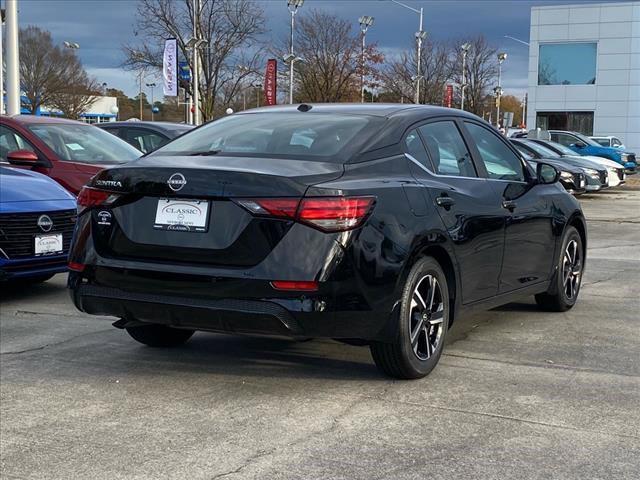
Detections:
[152, 113, 376, 161]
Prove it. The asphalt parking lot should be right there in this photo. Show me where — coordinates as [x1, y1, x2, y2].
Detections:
[1, 188, 639, 480]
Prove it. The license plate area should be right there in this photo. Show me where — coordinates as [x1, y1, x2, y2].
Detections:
[154, 198, 210, 233]
[34, 233, 63, 256]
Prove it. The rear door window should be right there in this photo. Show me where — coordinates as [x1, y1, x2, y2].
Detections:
[124, 128, 168, 153]
[417, 121, 477, 177]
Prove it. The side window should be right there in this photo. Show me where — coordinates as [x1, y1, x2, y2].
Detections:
[124, 129, 167, 153]
[418, 121, 477, 177]
[551, 133, 575, 147]
[403, 129, 431, 169]
[465, 123, 525, 182]
[612, 138, 622, 147]
[0, 125, 37, 162]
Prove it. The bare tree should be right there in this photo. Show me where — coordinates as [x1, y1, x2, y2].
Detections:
[47, 69, 100, 120]
[450, 36, 498, 115]
[379, 38, 453, 105]
[124, 0, 265, 121]
[283, 10, 383, 103]
[19, 26, 96, 116]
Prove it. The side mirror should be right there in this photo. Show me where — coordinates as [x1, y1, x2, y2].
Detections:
[536, 162, 560, 184]
[7, 150, 40, 166]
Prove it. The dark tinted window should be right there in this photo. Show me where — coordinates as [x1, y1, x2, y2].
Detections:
[418, 121, 476, 177]
[124, 128, 168, 153]
[404, 129, 430, 168]
[154, 113, 376, 162]
[465, 123, 525, 181]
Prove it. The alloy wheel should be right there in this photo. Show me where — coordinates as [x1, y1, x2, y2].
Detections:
[409, 275, 445, 361]
[563, 239, 582, 300]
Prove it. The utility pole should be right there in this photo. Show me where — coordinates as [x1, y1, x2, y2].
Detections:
[495, 52, 507, 127]
[359, 16, 374, 103]
[5, 0, 20, 116]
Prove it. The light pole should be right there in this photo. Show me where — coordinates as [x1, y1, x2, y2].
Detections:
[5, 0, 19, 116]
[388, 1, 424, 104]
[358, 16, 374, 103]
[460, 42, 471, 111]
[186, 37, 208, 125]
[146, 83, 157, 120]
[286, 0, 304, 104]
[496, 52, 507, 127]
[64, 41, 80, 117]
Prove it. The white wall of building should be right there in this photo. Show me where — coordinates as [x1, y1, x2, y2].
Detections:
[527, 2, 640, 153]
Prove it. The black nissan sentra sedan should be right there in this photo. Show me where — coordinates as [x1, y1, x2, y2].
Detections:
[68, 104, 586, 379]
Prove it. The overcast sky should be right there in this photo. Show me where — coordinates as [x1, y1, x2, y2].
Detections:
[12, 0, 618, 101]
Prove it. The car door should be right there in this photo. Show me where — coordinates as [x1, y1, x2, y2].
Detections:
[464, 121, 556, 293]
[404, 119, 505, 304]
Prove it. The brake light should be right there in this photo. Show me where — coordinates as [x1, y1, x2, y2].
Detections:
[271, 280, 319, 291]
[77, 186, 120, 214]
[235, 196, 375, 233]
[68, 261, 85, 272]
[298, 197, 375, 232]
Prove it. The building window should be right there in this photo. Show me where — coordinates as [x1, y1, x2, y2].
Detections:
[536, 111, 594, 135]
[538, 43, 597, 85]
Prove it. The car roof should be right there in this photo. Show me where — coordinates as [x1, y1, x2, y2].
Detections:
[102, 121, 193, 129]
[240, 103, 479, 120]
[2, 114, 91, 125]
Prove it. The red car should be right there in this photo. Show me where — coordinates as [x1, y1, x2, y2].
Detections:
[1, 115, 140, 194]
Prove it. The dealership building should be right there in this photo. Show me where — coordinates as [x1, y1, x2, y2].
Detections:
[526, 1, 640, 153]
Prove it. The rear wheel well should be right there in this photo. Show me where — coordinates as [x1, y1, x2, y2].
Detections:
[416, 246, 457, 327]
[569, 215, 587, 251]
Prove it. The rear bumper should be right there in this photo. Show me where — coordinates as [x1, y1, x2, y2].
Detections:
[68, 265, 397, 341]
[0, 254, 68, 280]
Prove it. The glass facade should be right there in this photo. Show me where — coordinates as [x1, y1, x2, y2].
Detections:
[538, 43, 597, 85]
[536, 111, 595, 135]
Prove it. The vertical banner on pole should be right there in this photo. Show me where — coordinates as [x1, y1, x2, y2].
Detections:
[445, 85, 453, 108]
[264, 59, 277, 106]
[163, 38, 178, 96]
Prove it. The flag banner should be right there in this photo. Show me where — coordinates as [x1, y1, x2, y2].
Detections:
[264, 59, 277, 106]
[163, 38, 178, 96]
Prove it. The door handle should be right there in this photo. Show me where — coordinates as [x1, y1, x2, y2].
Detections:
[436, 196, 455, 209]
[502, 200, 517, 211]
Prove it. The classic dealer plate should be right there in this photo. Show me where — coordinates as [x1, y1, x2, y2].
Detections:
[154, 198, 209, 232]
[34, 233, 63, 256]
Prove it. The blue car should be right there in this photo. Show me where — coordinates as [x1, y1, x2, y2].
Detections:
[0, 166, 76, 283]
[549, 130, 637, 172]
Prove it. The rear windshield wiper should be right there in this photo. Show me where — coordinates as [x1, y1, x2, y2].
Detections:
[188, 150, 222, 156]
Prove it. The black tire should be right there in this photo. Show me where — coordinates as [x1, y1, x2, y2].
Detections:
[535, 226, 583, 312]
[125, 324, 194, 347]
[370, 257, 450, 379]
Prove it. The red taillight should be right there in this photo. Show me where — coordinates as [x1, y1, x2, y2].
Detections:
[298, 197, 375, 232]
[77, 186, 120, 214]
[68, 261, 85, 272]
[271, 280, 319, 291]
[235, 196, 375, 232]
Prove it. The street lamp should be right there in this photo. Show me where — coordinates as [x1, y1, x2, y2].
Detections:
[388, 0, 424, 104]
[64, 41, 81, 116]
[460, 42, 471, 111]
[286, 0, 304, 104]
[146, 82, 157, 121]
[496, 52, 507, 127]
[283, 53, 304, 101]
[358, 15, 374, 103]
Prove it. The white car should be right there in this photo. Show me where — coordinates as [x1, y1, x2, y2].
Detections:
[591, 136, 625, 150]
